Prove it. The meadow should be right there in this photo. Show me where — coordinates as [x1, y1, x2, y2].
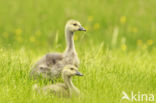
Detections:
[0, 0, 156, 103]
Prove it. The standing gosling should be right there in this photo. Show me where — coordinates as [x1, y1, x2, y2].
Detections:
[30, 20, 86, 80]
[33, 65, 83, 97]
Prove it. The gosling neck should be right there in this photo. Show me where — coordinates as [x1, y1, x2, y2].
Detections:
[65, 28, 76, 53]
[63, 74, 79, 96]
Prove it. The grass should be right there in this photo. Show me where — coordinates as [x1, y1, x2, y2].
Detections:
[0, 0, 156, 103]
[0, 48, 156, 103]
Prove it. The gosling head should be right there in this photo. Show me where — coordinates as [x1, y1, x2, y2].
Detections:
[65, 20, 86, 32]
[62, 65, 83, 77]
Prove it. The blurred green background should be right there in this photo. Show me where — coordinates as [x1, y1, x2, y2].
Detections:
[0, 0, 156, 103]
[0, 0, 155, 50]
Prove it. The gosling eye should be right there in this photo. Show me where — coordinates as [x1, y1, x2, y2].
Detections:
[73, 23, 77, 26]
[70, 68, 74, 70]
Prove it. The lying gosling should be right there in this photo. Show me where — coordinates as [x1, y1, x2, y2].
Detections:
[33, 65, 83, 97]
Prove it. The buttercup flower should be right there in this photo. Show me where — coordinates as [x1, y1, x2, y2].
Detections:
[147, 40, 153, 46]
[142, 44, 147, 50]
[137, 40, 143, 46]
[15, 28, 22, 35]
[30, 36, 36, 43]
[88, 16, 93, 22]
[121, 44, 127, 51]
[132, 27, 138, 33]
[120, 16, 126, 24]
[93, 23, 100, 30]
[74, 35, 78, 40]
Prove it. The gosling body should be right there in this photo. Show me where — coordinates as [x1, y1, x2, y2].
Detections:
[33, 65, 83, 97]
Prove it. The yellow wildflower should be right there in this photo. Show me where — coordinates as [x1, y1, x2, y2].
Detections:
[93, 23, 100, 30]
[137, 40, 143, 46]
[15, 28, 22, 35]
[146, 40, 153, 46]
[142, 44, 147, 50]
[121, 44, 127, 51]
[132, 27, 138, 33]
[74, 35, 78, 40]
[30, 36, 36, 43]
[2, 32, 9, 38]
[120, 16, 126, 24]
[88, 16, 93, 22]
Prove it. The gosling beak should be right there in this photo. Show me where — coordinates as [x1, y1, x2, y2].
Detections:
[78, 26, 86, 31]
[75, 71, 83, 76]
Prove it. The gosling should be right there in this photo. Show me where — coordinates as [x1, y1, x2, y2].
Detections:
[33, 65, 83, 97]
[30, 20, 86, 80]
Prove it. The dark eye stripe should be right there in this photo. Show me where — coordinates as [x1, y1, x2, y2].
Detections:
[73, 24, 77, 26]
[70, 68, 74, 70]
